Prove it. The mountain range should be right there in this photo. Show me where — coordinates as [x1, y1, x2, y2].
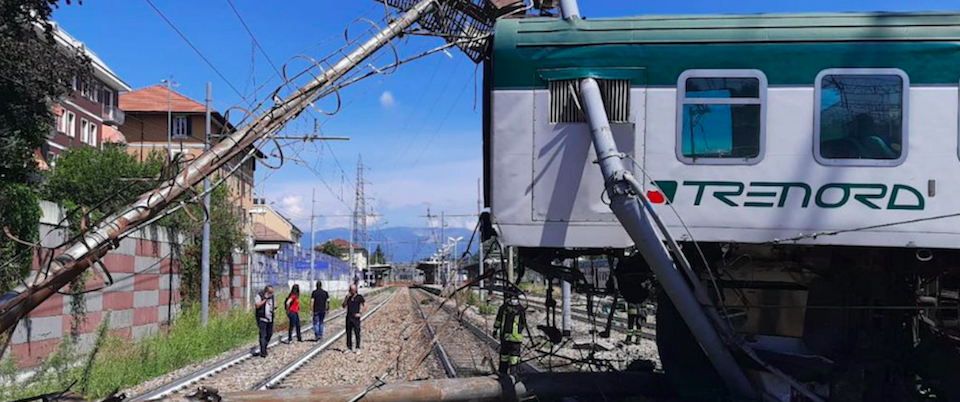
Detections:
[299, 226, 477, 263]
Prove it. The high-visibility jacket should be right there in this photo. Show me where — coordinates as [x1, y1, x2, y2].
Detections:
[494, 302, 527, 344]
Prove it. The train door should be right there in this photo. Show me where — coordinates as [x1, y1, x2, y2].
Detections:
[529, 71, 646, 245]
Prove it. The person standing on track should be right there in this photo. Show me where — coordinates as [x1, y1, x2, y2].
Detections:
[254, 285, 276, 358]
[344, 284, 365, 354]
[284, 284, 302, 343]
[493, 293, 527, 375]
[625, 302, 643, 344]
[311, 280, 329, 341]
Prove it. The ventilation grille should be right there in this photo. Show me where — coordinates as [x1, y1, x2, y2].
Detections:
[549, 79, 630, 123]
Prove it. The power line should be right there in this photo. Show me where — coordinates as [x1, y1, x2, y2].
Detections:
[410, 78, 471, 167]
[393, 57, 463, 167]
[224, 0, 358, 194]
[143, 0, 247, 103]
[379, 54, 443, 161]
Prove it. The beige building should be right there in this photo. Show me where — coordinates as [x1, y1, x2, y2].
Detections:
[250, 199, 302, 255]
[119, 86, 258, 228]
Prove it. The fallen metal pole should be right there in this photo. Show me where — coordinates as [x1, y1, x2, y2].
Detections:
[223, 372, 672, 402]
[577, 77, 756, 398]
[559, 0, 580, 20]
[0, 0, 438, 335]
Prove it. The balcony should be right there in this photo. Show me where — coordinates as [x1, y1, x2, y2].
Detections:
[103, 105, 125, 125]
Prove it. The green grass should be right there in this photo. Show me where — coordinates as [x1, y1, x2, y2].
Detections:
[457, 289, 498, 316]
[518, 281, 549, 297]
[0, 288, 358, 401]
[0, 305, 258, 400]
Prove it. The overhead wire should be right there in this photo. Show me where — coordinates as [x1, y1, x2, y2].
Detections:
[409, 77, 472, 167]
[393, 56, 464, 167]
[143, 0, 248, 104]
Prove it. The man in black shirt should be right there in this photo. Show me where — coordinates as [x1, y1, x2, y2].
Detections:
[344, 284, 365, 353]
[311, 280, 329, 341]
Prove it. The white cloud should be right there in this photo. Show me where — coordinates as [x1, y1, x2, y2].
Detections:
[379, 91, 395, 108]
[261, 157, 481, 231]
[279, 194, 305, 218]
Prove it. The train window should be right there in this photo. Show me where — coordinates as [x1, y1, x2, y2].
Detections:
[676, 70, 766, 165]
[814, 69, 909, 166]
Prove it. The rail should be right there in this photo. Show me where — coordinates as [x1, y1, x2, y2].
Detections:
[410, 290, 458, 378]
[412, 285, 542, 374]
[254, 289, 400, 390]
[130, 288, 392, 401]
[486, 292, 657, 341]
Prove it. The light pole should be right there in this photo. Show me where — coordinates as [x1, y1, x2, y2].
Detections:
[159, 77, 176, 160]
[201, 82, 211, 326]
[309, 188, 316, 292]
[447, 236, 463, 285]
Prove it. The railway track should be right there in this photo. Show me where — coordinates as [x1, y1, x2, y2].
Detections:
[128, 288, 395, 401]
[267, 287, 440, 390]
[252, 289, 400, 390]
[412, 286, 542, 375]
[488, 292, 658, 341]
[409, 288, 497, 377]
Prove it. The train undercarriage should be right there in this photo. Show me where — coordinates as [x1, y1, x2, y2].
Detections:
[515, 244, 960, 401]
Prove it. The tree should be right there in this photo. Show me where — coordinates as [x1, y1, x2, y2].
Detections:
[372, 244, 386, 265]
[175, 183, 245, 303]
[43, 146, 246, 304]
[42, 145, 164, 232]
[317, 241, 344, 259]
[0, 0, 90, 293]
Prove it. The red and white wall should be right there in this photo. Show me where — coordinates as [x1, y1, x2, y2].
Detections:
[9, 201, 247, 367]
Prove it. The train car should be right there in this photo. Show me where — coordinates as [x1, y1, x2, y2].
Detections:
[485, 11, 960, 401]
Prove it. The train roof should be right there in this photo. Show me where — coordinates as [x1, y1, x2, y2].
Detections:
[492, 12, 960, 89]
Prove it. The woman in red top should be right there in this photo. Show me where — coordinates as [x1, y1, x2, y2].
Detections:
[285, 284, 302, 342]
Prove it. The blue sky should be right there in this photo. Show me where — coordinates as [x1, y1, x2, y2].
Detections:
[52, 0, 958, 231]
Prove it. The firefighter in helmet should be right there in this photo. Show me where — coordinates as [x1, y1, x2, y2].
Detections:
[625, 302, 644, 344]
[493, 293, 527, 375]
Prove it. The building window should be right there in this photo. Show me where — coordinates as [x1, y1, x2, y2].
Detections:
[80, 118, 89, 143]
[57, 110, 67, 133]
[815, 69, 908, 166]
[676, 70, 766, 165]
[103, 88, 114, 108]
[65, 111, 76, 137]
[172, 115, 190, 138]
[87, 123, 98, 147]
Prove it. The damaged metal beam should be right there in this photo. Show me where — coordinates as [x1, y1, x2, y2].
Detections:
[577, 77, 757, 398]
[0, 0, 439, 335]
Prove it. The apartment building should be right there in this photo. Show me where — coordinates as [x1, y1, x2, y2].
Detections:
[118, 85, 259, 227]
[45, 23, 131, 165]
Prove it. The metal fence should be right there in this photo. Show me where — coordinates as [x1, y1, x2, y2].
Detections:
[250, 244, 352, 297]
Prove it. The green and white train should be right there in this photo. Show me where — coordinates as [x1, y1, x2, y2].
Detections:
[485, 11, 960, 401]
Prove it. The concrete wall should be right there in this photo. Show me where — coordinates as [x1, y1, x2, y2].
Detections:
[8, 201, 247, 367]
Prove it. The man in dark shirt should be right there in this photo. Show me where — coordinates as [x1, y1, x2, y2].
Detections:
[311, 280, 329, 341]
[344, 284, 365, 353]
[254, 285, 275, 358]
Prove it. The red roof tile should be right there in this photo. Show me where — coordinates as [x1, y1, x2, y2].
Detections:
[329, 238, 365, 251]
[119, 85, 206, 113]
